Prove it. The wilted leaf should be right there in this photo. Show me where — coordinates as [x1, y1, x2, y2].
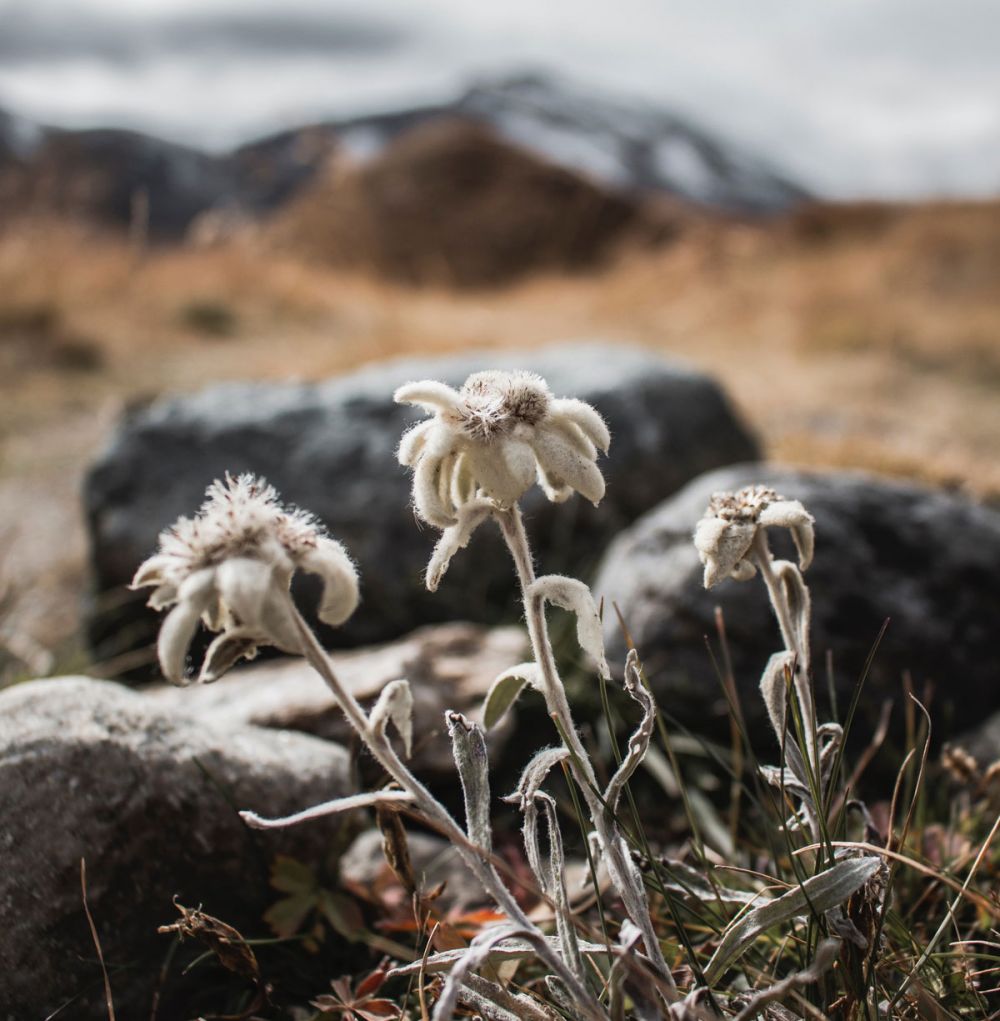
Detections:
[528, 575, 608, 678]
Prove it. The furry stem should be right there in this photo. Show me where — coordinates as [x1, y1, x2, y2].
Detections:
[750, 531, 818, 766]
[494, 505, 676, 997]
[285, 599, 607, 1021]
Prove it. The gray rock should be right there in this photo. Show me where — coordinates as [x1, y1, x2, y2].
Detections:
[84, 343, 758, 670]
[953, 712, 1000, 769]
[147, 623, 527, 776]
[594, 465, 1000, 757]
[0, 676, 354, 1019]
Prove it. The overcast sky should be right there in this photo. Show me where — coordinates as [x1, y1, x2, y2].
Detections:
[1, 0, 998, 199]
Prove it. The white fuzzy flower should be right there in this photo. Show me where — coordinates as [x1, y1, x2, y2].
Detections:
[394, 369, 610, 528]
[694, 484, 815, 589]
[131, 474, 359, 685]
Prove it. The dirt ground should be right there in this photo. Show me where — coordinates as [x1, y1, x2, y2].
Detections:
[1, 200, 998, 669]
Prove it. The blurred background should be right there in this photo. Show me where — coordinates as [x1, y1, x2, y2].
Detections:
[1, 0, 999, 677]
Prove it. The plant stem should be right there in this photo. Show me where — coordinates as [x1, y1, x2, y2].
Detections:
[286, 599, 608, 1021]
[495, 505, 677, 998]
[750, 531, 816, 759]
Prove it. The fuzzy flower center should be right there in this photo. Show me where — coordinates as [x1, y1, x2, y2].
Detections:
[161, 475, 321, 575]
[454, 370, 552, 441]
[706, 484, 780, 525]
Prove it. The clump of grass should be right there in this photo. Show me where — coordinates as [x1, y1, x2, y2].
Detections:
[0, 299, 104, 373]
[122, 369, 1000, 1020]
[178, 298, 238, 338]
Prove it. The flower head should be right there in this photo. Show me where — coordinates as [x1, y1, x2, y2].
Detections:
[131, 474, 359, 685]
[394, 369, 610, 528]
[694, 484, 815, 589]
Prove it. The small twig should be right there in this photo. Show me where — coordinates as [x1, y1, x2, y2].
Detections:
[80, 858, 116, 1021]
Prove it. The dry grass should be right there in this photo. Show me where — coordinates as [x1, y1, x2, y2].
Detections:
[1, 200, 998, 661]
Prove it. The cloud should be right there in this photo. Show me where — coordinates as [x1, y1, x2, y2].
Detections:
[0, 3, 409, 66]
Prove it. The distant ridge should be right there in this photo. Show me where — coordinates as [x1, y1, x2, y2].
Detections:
[327, 74, 808, 214]
[0, 73, 807, 239]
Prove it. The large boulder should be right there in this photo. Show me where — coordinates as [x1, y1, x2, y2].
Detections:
[594, 465, 1000, 756]
[84, 343, 759, 672]
[0, 677, 354, 1019]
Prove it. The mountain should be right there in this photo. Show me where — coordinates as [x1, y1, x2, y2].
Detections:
[0, 74, 807, 239]
[329, 75, 808, 214]
[268, 118, 670, 287]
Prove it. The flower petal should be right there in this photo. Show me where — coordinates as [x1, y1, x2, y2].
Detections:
[130, 553, 175, 590]
[299, 536, 360, 627]
[694, 518, 756, 588]
[465, 438, 537, 506]
[436, 449, 461, 520]
[425, 497, 493, 591]
[548, 417, 597, 460]
[413, 447, 459, 527]
[213, 557, 273, 630]
[550, 398, 610, 453]
[450, 452, 477, 505]
[147, 582, 178, 611]
[759, 500, 815, 571]
[537, 463, 573, 503]
[258, 580, 302, 653]
[530, 422, 605, 505]
[199, 629, 259, 684]
[157, 568, 215, 684]
[393, 380, 464, 416]
[397, 419, 435, 467]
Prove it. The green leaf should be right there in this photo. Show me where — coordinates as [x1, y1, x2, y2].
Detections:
[704, 855, 881, 984]
[269, 855, 318, 895]
[318, 889, 365, 942]
[483, 662, 540, 729]
[264, 891, 318, 939]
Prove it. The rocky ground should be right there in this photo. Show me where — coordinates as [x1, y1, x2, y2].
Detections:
[2, 198, 999, 1019]
[1, 199, 999, 670]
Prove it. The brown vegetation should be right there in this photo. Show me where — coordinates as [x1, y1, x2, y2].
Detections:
[0, 198, 998, 663]
[267, 119, 675, 286]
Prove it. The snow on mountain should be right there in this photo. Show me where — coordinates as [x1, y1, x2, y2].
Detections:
[0, 73, 807, 238]
[454, 75, 807, 212]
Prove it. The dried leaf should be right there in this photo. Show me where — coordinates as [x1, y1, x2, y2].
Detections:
[603, 649, 656, 820]
[158, 899, 268, 1017]
[376, 804, 417, 897]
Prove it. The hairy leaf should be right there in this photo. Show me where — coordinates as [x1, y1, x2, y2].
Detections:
[447, 711, 492, 851]
[528, 574, 609, 678]
[369, 678, 414, 758]
[704, 855, 881, 983]
[483, 662, 542, 729]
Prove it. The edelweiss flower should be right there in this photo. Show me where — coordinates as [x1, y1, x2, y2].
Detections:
[131, 474, 359, 685]
[394, 369, 610, 528]
[694, 484, 815, 589]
